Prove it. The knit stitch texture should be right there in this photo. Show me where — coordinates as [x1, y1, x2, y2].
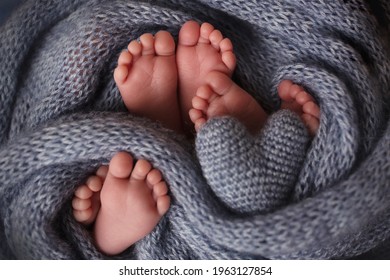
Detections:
[0, 0, 389, 259]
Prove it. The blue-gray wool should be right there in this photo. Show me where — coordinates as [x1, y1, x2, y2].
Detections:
[0, 0, 389, 259]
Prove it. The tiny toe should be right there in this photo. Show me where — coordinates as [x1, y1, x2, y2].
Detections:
[86, 175, 103, 192]
[131, 159, 152, 180]
[73, 208, 93, 223]
[296, 91, 313, 105]
[157, 195, 171, 216]
[192, 96, 209, 111]
[147, 169, 163, 186]
[189, 108, 204, 124]
[72, 197, 92, 211]
[303, 101, 320, 118]
[74, 184, 93, 199]
[109, 152, 134, 179]
[289, 84, 304, 98]
[153, 181, 168, 197]
[128, 40, 142, 57]
[220, 38, 233, 52]
[154, 30, 175, 56]
[96, 165, 108, 179]
[114, 65, 129, 84]
[196, 85, 213, 100]
[117, 50, 132, 65]
[199, 22, 214, 43]
[222, 51, 236, 72]
[139, 33, 155, 55]
[209, 29, 223, 49]
[278, 80, 294, 101]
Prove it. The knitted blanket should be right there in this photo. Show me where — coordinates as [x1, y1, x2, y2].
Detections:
[1, 0, 389, 259]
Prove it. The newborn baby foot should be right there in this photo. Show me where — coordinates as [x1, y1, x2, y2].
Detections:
[114, 31, 182, 132]
[189, 71, 268, 135]
[177, 21, 236, 131]
[278, 80, 320, 136]
[72, 152, 170, 256]
[91, 152, 170, 255]
[72, 165, 108, 226]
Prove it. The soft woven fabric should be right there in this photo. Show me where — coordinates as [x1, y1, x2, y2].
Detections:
[0, 0, 389, 259]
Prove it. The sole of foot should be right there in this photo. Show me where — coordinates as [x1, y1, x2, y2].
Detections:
[114, 31, 182, 132]
[73, 152, 170, 255]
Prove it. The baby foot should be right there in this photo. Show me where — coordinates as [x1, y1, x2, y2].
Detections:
[177, 21, 236, 131]
[189, 71, 268, 135]
[114, 31, 182, 132]
[72, 165, 108, 225]
[93, 152, 170, 255]
[278, 80, 320, 136]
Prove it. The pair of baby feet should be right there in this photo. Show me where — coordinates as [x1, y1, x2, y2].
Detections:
[72, 21, 320, 255]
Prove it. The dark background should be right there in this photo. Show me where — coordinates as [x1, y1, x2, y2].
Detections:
[0, 0, 386, 28]
[0, 0, 24, 26]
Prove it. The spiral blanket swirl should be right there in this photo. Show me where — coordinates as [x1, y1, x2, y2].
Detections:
[0, 0, 389, 259]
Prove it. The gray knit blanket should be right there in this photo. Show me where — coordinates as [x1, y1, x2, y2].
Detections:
[1, 0, 389, 260]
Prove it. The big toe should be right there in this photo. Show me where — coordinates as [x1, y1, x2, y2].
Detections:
[154, 30, 175, 56]
[109, 152, 134, 179]
[178, 20, 200, 46]
[206, 71, 235, 95]
[157, 196, 170, 216]
[278, 80, 294, 101]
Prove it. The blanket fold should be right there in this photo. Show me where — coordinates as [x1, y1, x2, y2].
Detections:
[1, 0, 389, 259]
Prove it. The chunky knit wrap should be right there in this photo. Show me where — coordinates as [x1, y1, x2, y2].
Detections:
[1, 0, 389, 259]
